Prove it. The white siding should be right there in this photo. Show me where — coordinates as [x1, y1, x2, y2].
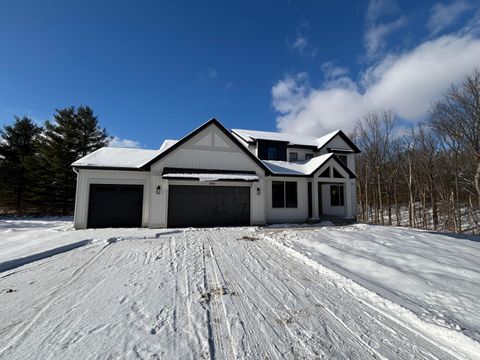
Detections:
[265, 177, 309, 223]
[149, 124, 266, 227]
[74, 169, 150, 229]
[287, 148, 315, 161]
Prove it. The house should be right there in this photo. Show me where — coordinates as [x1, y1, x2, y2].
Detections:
[71, 118, 360, 229]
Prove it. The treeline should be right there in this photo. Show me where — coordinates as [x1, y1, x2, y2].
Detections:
[0, 106, 108, 215]
[355, 69, 480, 234]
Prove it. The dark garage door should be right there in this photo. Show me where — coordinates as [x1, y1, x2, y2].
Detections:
[168, 185, 250, 227]
[88, 184, 143, 228]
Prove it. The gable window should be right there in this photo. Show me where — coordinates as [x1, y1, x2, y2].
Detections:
[330, 185, 344, 206]
[305, 153, 314, 160]
[267, 146, 278, 160]
[319, 167, 330, 178]
[333, 168, 344, 178]
[338, 154, 348, 166]
[272, 181, 297, 208]
[289, 152, 298, 161]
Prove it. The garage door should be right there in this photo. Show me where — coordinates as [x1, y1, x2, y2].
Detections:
[168, 185, 250, 227]
[88, 184, 143, 228]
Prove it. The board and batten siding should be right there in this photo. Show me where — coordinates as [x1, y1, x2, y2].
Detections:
[149, 124, 267, 227]
[265, 177, 309, 223]
[73, 169, 150, 229]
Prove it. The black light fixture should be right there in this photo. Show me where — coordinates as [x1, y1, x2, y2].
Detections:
[156, 185, 161, 194]
[256, 187, 261, 195]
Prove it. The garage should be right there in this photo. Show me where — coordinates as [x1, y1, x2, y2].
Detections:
[87, 184, 143, 228]
[167, 185, 250, 227]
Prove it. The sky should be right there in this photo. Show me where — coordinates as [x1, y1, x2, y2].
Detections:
[1, 0, 479, 149]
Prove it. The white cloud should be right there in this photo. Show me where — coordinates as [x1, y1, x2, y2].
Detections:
[364, 0, 407, 59]
[427, 0, 471, 36]
[272, 34, 480, 136]
[109, 136, 141, 148]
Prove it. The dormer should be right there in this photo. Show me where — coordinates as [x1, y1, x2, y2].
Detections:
[231, 128, 360, 171]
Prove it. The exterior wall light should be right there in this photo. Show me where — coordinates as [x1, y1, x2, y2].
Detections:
[256, 187, 261, 195]
[156, 185, 161, 194]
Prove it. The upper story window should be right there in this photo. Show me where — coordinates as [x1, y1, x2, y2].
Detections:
[305, 153, 314, 160]
[267, 146, 278, 160]
[289, 152, 298, 161]
[258, 140, 287, 161]
[272, 181, 297, 208]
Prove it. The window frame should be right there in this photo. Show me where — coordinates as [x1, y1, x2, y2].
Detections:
[272, 181, 298, 208]
[305, 153, 314, 160]
[289, 152, 298, 162]
[337, 154, 348, 166]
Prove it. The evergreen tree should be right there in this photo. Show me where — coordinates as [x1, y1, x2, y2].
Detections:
[40, 106, 109, 214]
[0, 117, 42, 212]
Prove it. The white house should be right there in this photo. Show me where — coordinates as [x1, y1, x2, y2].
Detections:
[71, 118, 360, 229]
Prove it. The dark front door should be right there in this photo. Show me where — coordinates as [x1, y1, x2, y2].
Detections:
[168, 185, 250, 227]
[88, 184, 143, 228]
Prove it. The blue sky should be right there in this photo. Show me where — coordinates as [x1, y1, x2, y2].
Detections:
[1, 0, 479, 149]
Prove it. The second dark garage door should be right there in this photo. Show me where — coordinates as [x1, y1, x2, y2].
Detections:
[168, 185, 250, 227]
[88, 184, 143, 228]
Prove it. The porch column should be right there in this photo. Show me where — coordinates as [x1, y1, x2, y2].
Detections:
[344, 181, 352, 218]
[311, 179, 319, 220]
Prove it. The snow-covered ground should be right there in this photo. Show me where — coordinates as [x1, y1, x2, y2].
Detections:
[0, 219, 479, 359]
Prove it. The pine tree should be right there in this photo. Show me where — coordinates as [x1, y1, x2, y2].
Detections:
[0, 117, 42, 213]
[40, 106, 109, 214]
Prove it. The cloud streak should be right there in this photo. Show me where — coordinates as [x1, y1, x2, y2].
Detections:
[427, 0, 471, 36]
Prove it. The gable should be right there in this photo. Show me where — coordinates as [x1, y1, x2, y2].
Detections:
[320, 131, 360, 154]
[148, 119, 270, 174]
[314, 156, 355, 179]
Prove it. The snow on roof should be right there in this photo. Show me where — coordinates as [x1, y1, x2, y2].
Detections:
[232, 128, 340, 148]
[159, 139, 178, 152]
[72, 147, 163, 169]
[263, 153, 334, 175]
[162, 172, 259, 182]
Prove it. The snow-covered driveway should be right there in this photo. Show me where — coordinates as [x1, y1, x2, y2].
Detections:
[0, 222, 479, 359]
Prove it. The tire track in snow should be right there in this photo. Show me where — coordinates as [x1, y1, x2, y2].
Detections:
[0, 240, 112, 357]
[258, 233, 466, 360]
[209, 230, 379, 359]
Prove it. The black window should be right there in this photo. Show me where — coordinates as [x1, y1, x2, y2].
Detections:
[272, 182, 285, 208]
[290, 152, 298, 161]
[333, 168, 344, 178]
[272, 181, 297, 208]
[305, 153, 314, 160]
[285, 182, 297, 207]
[331, 185, 344, 206]
[267, 146, 278, 160]
[338, 155, 348, 165]
[319, 167, 330, 178]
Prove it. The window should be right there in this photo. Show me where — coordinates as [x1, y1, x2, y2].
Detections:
[319, 167, 330, 178]
[289, 152, 298, 161]
[285, 182, 297, 207]
[272, 181, 297, 208]
[338, 155, 348, 166]
[272, 182, 285, 208]
[267, 146, 278, 160]
[305, 153, 314, 160]
[333, 168, 344, 178]
[330, 185, 344, 206]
